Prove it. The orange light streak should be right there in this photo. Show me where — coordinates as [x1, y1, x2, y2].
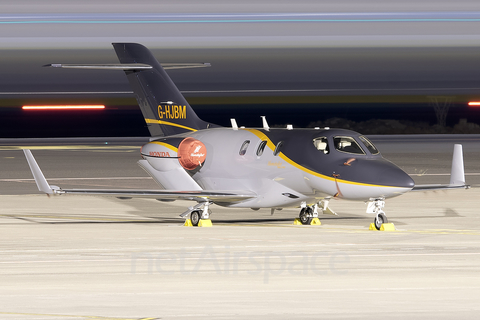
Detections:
[22, 105, 105, 110]
[468, 102, 480, 107]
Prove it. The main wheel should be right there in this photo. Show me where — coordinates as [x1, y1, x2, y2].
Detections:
[374, 212, 388, 230]
[299, 207, 313, 225]
[190, 210, 201, 226]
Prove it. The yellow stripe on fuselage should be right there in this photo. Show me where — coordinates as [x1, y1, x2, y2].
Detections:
[145, 118, 197, 132]
[149, 141, 179, 152]
[243, 128, 399, 189]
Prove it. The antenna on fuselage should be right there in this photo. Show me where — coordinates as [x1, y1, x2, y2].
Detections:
[230, 118, 239, 130]
[261, 116, 270, 131]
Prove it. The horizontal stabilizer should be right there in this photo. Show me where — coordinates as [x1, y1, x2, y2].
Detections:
[44, 63, 152, 70]
[161, 63, 211, 70]
[44, 63, 210, 70]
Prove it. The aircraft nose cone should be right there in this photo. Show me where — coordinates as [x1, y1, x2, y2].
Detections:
[344, 158, 414, 189]
[380, 162, 415, 189]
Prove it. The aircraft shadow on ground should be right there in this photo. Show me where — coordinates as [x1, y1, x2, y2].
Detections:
[3, 208, 462, 225]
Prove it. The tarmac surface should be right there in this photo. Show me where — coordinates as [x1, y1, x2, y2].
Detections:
[0, 135, 479, 319]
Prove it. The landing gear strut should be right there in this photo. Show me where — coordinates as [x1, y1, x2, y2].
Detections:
[367, 198, 388, 230]
[298, 201, 323, 225]
[180, 201, 213, 227]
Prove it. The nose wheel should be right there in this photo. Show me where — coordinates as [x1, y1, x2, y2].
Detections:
[367, 198, 388, 230]
[374, 212, 388, 230]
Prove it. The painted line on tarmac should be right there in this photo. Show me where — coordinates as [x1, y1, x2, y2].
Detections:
[0, 214, 155, 222]
[0, 311, 157, 320]
[397, 229, 480, 236]
[218, 223, 480, 235]
[319, 226, 480, 236]
[1, 252, 480, 265]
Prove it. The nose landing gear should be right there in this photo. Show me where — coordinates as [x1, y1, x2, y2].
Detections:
[374, 211, 388, 230]
[367, 198, 388, 230]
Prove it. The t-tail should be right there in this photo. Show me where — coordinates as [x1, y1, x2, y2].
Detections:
[112, 43, 215, 137]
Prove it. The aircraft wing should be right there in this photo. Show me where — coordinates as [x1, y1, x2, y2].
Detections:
[23, 149, 255, 203]
[47, 188, 256, 202]
[411, 144, 470, 191]
[412, 184, 470, 191]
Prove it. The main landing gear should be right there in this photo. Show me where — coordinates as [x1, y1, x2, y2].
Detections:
[181, 201, 213, 227]
[297, 199, 334, 225]
[367, 198, 388, 230]
[299, 206, 314, 225]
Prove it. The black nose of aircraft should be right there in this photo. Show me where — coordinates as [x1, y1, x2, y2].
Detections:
[340, 158, 415, 189]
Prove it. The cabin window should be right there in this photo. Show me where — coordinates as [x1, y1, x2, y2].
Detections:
[239, 140, 250, 156]
[359, 136, 379, 155]
[333, 136, 365, 155]
[256, 140, 267, 157]
[273, 141, 283, 156]
[313, 137, 329, 154]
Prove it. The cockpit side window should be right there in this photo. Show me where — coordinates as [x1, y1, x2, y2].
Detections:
[256, 140, 267, 157]
[239, 140, 250, 156]
[359, 136, 379, 155]
[333, 136, 365, 155]
[313, 137, 329, 154]
[273, 141, 283, 156]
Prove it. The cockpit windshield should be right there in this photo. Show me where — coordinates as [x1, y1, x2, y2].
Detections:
[333, 136, 365, 155]
[313, 137, 329, 154]
[359, 136, 379, 155]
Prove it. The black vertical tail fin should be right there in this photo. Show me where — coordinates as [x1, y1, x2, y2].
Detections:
[112, 43, 213, 137]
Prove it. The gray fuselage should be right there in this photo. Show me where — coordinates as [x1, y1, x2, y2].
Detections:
[140, 127, 414, 209]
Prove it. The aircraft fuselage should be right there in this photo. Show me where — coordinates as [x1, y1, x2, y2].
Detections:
[141, 127, 414, 208]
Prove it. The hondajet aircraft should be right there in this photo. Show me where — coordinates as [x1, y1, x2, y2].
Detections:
[24, 43, 468, 228]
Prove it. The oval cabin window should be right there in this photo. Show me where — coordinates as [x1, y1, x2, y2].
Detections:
[239, 140, 250, 156]
[256, 140, 267, 157]
[273, 141, 283, 156]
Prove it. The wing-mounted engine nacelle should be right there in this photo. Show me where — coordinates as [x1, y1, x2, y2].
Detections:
[139, 138, 205, 190]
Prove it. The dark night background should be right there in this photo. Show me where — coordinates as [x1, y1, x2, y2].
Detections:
[1, 102, 479, 138]
[3, 4, 480, 138]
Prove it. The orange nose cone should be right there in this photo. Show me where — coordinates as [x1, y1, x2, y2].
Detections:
[178, 137, 207, 170]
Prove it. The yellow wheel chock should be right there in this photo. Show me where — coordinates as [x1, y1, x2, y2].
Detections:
[369, 222, 396, 231]
[198, 219, 213, 227]
[184, 219, 212, 227]
[294, 218, 321, 225]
